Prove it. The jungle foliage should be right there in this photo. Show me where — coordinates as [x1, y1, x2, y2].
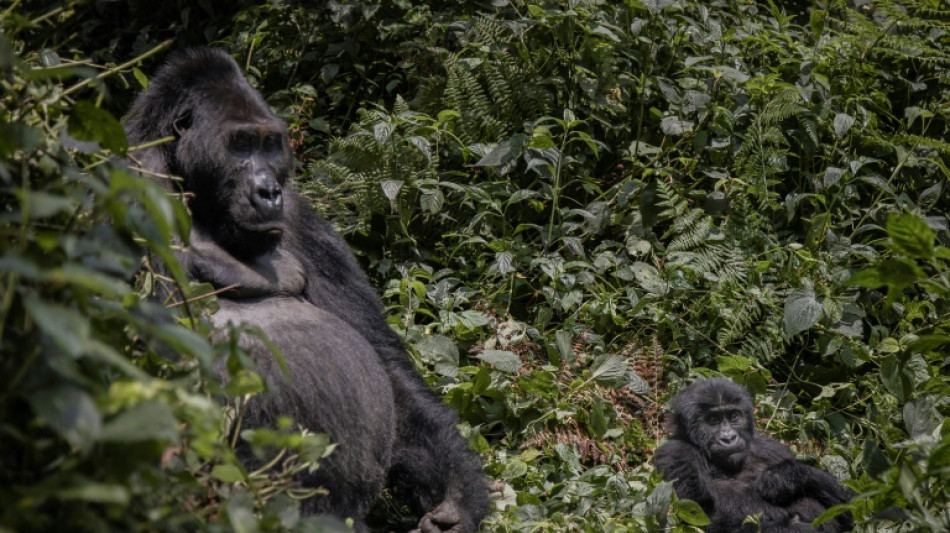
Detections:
[2, 0, 948, 532]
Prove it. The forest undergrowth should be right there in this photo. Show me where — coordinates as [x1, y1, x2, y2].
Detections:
[1, 1, 948, 531]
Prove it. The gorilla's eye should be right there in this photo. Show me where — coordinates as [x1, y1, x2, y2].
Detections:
[705, 413, 721, 425]
[262, 133, 282, 152]
[230, 131, 254, 154]
[728, 411, 741, 423]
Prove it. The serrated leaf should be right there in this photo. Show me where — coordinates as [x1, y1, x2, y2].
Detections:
[101, 400, 178, 442]
[68, 101, 128, 155]
[717, 355, 752, 372]
[887, 213, 934, 259]
[784, 287, 822, 337]
[420, 188, 444, 213]
[495, 251, 515, 275]
[476, 349, 521, 373]
[590, 354, 628, 387]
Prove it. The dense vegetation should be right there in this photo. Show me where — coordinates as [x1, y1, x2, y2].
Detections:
[2, 1, 948, 531]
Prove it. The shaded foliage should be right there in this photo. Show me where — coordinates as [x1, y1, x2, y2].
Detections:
[3, 0, 949, 532]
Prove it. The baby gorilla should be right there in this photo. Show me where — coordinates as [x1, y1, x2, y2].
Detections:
[654, 379, 854, 532]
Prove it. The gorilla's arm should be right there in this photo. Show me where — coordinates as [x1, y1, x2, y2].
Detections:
[285, 193, 489, 531]
[183, 224, 305, 298]
[754, 437, 855, 531]
[654, 439, 715, 512]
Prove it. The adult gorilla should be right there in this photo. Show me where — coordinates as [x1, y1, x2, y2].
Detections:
[654, 379, 854, 533]
[124, 48, 488, 533]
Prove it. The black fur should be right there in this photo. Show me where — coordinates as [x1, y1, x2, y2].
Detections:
[124, 48, 489, 533]
[654, 379, 854, 533]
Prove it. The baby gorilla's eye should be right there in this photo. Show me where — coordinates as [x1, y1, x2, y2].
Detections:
[705, 413, 721, 425]
[729, 411, 741, 423]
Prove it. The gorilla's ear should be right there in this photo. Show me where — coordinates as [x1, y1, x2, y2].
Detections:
[173, 109, 193, 137]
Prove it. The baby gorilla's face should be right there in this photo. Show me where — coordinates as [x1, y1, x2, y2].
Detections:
[697, 405, 750, 470]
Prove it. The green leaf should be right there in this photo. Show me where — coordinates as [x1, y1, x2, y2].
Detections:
[419, 188, 443, 213]
[783, 287, 822, 337]
[555, 330, 575, 364]
[56, 483, 130, 505]
[631, 261, 668, 295]
[833, 113, 854, 138]
[674, 499, 711, 526]
[28, 386, 102, 452]
[101, 400, 178, 443]
[887, 213, 935, 259]
[381, 180, 403, 204]
[67, 101, 128, 155]
[133, 67, 148, 89]
[476, 349, 521, 373]
[880, 356, 908, 402]
[474, 134, 527, 167]
[23, 295, 89, 358]
[211, 464, 247, 483]
[717, 355, 752, 373]
[415, 334, 460, 377]
[908, 335, 950, 352]
[15, 190, 75, 219]
[495, 251, 515, 276]
[589, 354, 628, 387]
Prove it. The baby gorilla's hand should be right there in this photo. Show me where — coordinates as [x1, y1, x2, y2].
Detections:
[756, 459, 807, 506]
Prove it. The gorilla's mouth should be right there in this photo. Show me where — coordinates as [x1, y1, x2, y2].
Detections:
[246, 221, 284, 236]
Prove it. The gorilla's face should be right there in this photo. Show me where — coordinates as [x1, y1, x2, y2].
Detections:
[695, 405, 751, 470]
[169, 82, 293, 259]
[673, 378, 755, 472]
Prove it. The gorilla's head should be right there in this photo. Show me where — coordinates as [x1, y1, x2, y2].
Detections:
[124, 48, 292, 259]
[669, 378, 755, 471]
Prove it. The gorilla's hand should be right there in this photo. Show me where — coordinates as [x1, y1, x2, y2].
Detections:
[409, 499, 466, 533]
[756, 459, 806, 505]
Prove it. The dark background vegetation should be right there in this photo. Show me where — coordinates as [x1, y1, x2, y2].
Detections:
[1, 0, 948, 531]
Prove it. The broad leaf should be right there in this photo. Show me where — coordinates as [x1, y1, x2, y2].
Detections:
[476, 349, 521, 373]
[783, 287, 822, 337]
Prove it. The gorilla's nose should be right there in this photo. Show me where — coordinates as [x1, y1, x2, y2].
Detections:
[719, 433, 738, 446]
[252, 182, 283, 218]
